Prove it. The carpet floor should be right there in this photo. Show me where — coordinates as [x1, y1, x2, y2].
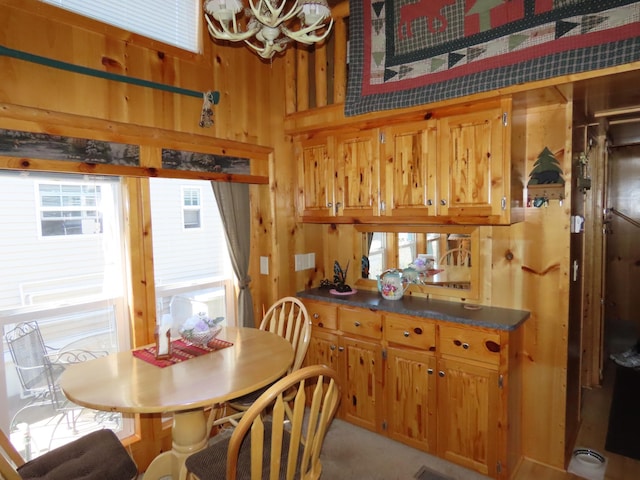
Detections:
[319, 418, 491, 480]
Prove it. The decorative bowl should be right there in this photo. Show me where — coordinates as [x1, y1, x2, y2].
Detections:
[180, 324, 221, 346]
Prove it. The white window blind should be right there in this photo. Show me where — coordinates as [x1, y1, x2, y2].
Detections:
[41, 0, 200, 53]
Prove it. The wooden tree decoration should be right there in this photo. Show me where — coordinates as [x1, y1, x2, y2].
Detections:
[528, 147, 564, 185]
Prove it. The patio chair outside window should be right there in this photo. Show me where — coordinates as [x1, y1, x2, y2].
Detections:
[4, 321, 107, 431]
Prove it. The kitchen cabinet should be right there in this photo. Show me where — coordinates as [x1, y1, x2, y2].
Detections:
[436, 323, 507, 478]
[381, 120, 438, 218]
[300, 297, 520, 479]
[385, 313, 437, 452]
[437, 98, 521, 224]
[296, 130, 379, 220]
[297, 97, 523, 225]
[303, 300, 384, 432]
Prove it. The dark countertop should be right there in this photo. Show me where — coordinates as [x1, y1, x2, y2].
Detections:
[297, 288, 530, 331]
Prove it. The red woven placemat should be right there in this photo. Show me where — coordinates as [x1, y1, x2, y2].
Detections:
[132, 338, 233, 368]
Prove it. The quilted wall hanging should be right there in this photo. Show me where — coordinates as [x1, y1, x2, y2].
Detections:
[345, 0, 640, 116]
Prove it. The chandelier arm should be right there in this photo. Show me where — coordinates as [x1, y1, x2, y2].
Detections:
[282, 17, 334, 45]
[244, 39, 287, 59]
[249, 0, 301, 28]
[205, 14, 260, 42]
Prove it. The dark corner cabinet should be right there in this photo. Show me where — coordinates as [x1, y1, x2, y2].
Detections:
[298, 288, 529, 480]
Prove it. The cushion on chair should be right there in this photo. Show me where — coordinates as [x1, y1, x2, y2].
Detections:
[17, 429, 138, 480]
[185, 421, 301, 480]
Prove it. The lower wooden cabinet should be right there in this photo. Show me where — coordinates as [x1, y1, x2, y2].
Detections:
[386, 347, 437, 452]
[301, 298, 520, 480]
[436, 357, 500, 477]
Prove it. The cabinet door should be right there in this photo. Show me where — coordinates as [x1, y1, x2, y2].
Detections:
[386, 347, 437, 453]
[305, 329, 340, 371]
[341, 335, 383, 432]
[438, 106, 508, 219]
[297, 136, 335, 218]
[436, 357, 500, 478]
[382, 121, 437, 218]
[334, 130, 379, 217]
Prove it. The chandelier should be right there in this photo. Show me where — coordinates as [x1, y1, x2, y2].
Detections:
[204, 0, 334, 60]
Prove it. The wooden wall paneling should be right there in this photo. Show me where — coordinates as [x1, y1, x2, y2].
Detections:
[333, 17, 347, 104]
[315, 44, 328, 108]
[565, 120, 588, 458]
[581, 122, 607, 387]
[604, 144, 640, 340]
[517, 103, 572, 469]
[285, 48, 297, 115]
[296, 47, 309, 112]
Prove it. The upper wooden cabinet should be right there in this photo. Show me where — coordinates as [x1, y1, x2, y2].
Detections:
[296, 97, 524, 225]
[381, 120, 438, 218]
[437, 98, 521, 224]
[297, 130, 379, 219]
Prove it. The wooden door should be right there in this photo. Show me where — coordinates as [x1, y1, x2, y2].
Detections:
[297, 136, 335, 218]
[334, 130, 379, 217]
[340, 335, 383, 432]
[436, 357, 500, 478]
[438, 106, 507, 219]
[383, 121, 437, 218]
[386, 347, 437, 453]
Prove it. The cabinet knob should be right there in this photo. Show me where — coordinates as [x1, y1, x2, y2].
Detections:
[327, 202, 333, 207]
[438, 371, 445, 377]
[403, 331, 410, 337]
[313, 313, 319, 319]
[338, 346, 345, 352]
[462, 343, 469, 349]
[427, 368, 434, 375]
[354, 321, 361, 327]
[427, 199, 433, 206]
[330, 345, 336, 351]
[440, 199, 447, 206]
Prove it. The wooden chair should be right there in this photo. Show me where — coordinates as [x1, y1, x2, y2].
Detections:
[207, 297, 312, 430]
[438, 247, 471, 267]
[185, 365, 341, 480]
[0, 428, 138, 480]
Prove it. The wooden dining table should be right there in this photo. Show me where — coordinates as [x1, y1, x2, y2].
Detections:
[59, 326, 294, 480]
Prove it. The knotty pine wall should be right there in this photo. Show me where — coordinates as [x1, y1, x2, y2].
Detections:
[0, 0, 300, 468]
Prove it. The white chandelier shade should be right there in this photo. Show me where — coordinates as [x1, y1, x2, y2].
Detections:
[204, 0, 334, 59]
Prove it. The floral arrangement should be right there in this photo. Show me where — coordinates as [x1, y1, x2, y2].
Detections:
[179, 313, 224, 345]
[409, 256, 434, 273]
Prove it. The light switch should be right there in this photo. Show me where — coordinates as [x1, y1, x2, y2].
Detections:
[307, 253, 315, 269]
[260, 256, 269, 275]
[294, 254, 305, 271]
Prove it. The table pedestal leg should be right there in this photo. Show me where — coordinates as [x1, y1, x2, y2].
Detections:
[143, 408, 209, 480]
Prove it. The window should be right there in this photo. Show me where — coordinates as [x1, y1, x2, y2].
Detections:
[38, 182, 103, 237]
[40, 0, 200, 53]
[182, 186, 201, 229]
[0, 171, 133, 458]
[151, 178, 235, 332]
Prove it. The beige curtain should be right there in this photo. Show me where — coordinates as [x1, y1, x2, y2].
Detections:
[211, 182, 254, 328]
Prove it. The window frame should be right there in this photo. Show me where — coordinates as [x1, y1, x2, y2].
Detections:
[36, 180, 104, 238]
[181, 185, 202, 230]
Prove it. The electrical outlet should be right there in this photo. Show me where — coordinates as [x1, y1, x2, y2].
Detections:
[294, 254, 305, 271]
